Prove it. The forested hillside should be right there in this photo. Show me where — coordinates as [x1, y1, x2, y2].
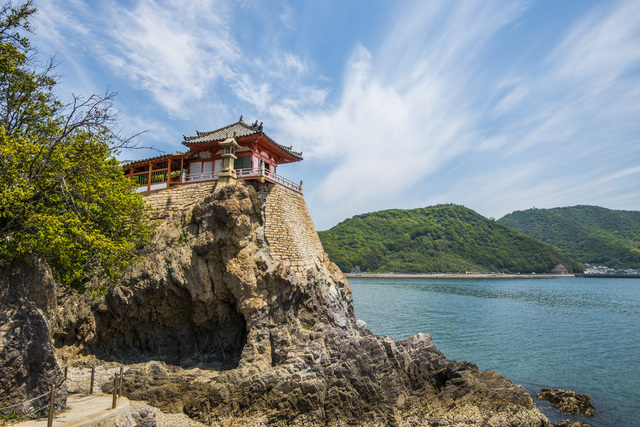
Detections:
[498, 205, 640, 269]
[318, 204, 581, 274]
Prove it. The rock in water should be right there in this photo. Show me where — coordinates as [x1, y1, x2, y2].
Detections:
[54, 182, 551, 426]
[553, 420, 591, 427]
[537, 388, 597, 417]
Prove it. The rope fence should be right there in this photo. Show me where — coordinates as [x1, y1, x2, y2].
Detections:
[0, 390, 50, 414]
[62, 365, 124, 394]
[0, 365, 127, 425]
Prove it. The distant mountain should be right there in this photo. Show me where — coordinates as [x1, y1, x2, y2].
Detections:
[498, 205, 640, 270]
[318, 204, 581, 274]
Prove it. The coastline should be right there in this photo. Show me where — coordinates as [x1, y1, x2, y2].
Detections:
[345, 272, 573, 279]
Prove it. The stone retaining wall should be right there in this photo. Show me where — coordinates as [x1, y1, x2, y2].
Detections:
[263, 184, 325, 274]
[142, 181, 325, 275]
[143, 182, 217, 213]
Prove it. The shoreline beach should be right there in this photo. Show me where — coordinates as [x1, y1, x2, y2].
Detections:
[345, 273, 573, 279]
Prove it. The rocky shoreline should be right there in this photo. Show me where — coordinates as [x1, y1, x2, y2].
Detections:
[2, 183, 563, 425]
[49, 361, 595, 427]
[346, 273, 572, 279]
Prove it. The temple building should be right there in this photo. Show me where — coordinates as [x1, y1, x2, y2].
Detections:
[122, 118, 303, 193]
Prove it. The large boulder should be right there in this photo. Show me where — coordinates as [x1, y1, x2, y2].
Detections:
[0, 259, 66, 415]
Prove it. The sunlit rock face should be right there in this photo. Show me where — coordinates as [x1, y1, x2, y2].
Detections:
[54, 182, 551, 426]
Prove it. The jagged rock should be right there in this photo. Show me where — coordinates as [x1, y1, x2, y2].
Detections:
[53, 183, 551, 425]
[131, 407, 158, 427]
[537, 388, 596, 417]
[0, 259, 66, 415]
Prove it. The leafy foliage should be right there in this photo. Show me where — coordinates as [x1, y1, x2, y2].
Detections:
[0, 2, 152, 287]
[498, 205, 640, 269]
[318, 204, 581, 274]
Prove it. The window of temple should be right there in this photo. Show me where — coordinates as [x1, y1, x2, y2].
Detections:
[234, 156, 251, 170]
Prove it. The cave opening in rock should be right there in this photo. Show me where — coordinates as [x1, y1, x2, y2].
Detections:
[83, 291, 248, 370]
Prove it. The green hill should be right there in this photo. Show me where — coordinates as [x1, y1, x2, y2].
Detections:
[318, 204, 581, 274]
[498, 205, 640, 269]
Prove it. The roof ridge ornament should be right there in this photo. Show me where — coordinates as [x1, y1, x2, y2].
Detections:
[239, 114, 243, 122]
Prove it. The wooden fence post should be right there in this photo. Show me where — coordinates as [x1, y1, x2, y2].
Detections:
[118, 368, 124, 397]
[111, 376, 118, 409]
[47, 384, 55, 427]
[89, 367, 95, 394]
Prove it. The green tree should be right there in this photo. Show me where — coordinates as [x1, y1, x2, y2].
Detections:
[0, 2, 152, 287]
[498, 205, 640, 269]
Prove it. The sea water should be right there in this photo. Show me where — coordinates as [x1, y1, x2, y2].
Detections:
[349, 276, 640, 426]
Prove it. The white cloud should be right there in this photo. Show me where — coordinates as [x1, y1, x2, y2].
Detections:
[99, 0, 238, 117]
[550, 1, 640, 87]
[280, 4, 294, 31]
[230, 74, 272, 112]
[268, 0, 640, 229]
[33, 0, 244, 118]
[273, 1, 528, 228]
[29, 0, 640, 230]
[32, 0, 89, 47]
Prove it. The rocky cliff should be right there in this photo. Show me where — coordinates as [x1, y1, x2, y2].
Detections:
[40, 182, 549, 425]
[0, 258, 67, 415]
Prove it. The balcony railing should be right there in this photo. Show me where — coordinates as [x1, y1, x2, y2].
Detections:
[130, 166, 302, 194]
[237, 168, 301, 192]
[185, 167, 301, 192]
[185, 171, 218, 182]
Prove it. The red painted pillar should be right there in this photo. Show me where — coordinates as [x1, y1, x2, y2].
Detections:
[147, 163, 151, 192]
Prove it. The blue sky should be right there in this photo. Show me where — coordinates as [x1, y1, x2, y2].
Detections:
[31, 0, 640, 230]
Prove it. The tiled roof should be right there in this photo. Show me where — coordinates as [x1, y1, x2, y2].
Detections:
[183, 118, 303, 160]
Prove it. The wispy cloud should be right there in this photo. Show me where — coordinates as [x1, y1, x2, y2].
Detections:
[549, 1, 640, 87]
[30, 0, 640, 229]
[269, 0, 640, 228]
[100, 0, 238, 117]
[271, 1, 530, 227]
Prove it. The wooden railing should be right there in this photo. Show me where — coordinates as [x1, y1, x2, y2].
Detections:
[129, 166, 301, 194]
[132, 172, 149, 186]
[151, 170, 167, 184]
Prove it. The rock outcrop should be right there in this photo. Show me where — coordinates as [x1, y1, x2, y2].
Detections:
[53, 182, 551, 425]
[537, 388, 596, 417]
[0, 259, 66, 415]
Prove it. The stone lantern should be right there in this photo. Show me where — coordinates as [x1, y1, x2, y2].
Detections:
[218, 135, 240, 185]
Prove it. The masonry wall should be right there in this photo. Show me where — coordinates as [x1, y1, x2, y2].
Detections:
[142, 181, 325, 275]
[143, 182, 217, 213]
[262, 184, 325, 274]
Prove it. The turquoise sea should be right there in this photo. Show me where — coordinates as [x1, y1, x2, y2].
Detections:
[349, 276, 640, 426]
